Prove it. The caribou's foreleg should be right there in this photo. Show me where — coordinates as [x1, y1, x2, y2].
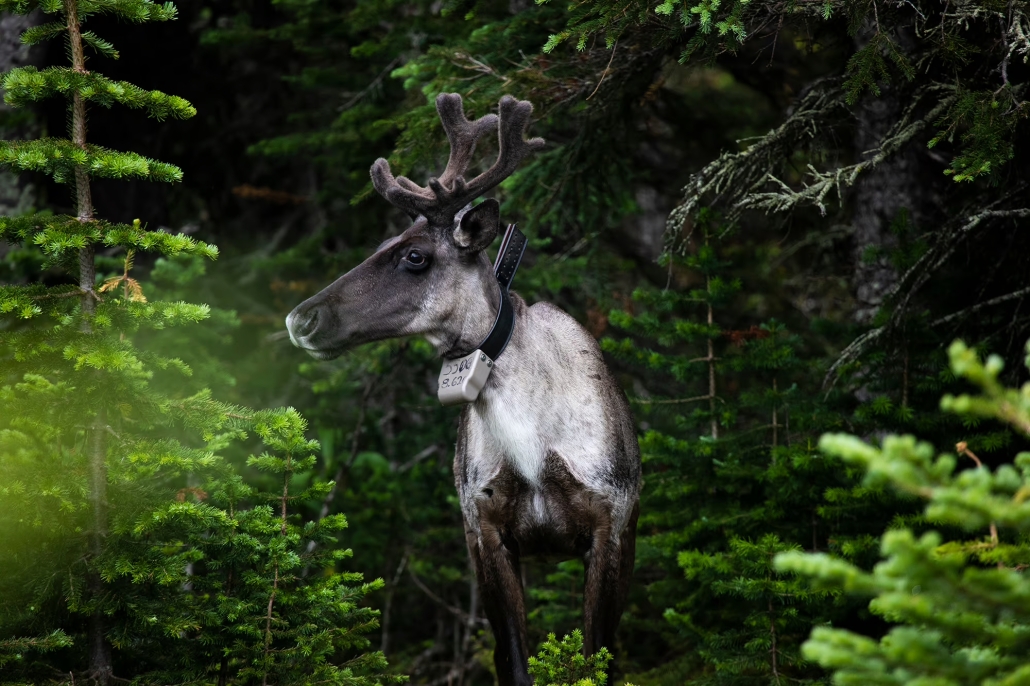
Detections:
[583, 502, 639, 658]
[467, 524, 532, 686]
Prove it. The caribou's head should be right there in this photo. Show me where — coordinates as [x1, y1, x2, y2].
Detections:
[285, 93, 545, 360]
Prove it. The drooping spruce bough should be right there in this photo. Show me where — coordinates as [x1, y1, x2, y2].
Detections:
[0, 2, 397, 684]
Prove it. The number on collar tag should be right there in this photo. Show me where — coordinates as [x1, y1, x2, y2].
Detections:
[438, 350, 493, 406]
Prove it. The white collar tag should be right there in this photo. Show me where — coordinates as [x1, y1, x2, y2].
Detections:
[438, 349, 493, 406]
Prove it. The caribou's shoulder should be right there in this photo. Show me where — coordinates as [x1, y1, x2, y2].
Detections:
[525, 298, 578, 324]
[523, 300, 600, 350]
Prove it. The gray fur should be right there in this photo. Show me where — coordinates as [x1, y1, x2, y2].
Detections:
[456, 295, 640, 538]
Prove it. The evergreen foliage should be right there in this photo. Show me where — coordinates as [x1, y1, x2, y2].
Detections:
[600, 211, 896, 684]
[777, 339, 1030, 685]
[0, 0, 394, 683]
[148, 408, 398, 686]
[4, 0, 1030, 680]
[528, 631, 612, 686]
[0, 631, 73, 673]
[539, 0, 1028, 187]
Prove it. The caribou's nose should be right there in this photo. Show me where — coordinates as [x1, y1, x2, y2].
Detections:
[286, 305, 319, 342]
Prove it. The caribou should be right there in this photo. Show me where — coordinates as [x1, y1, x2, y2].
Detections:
[285, 93, 641, 686]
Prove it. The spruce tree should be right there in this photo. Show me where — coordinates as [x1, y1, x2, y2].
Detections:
[0, 0, 396, 683]
[777, 339, 1030, 685]
[0, 0, 207, 678]
[601, 211, 896, 684]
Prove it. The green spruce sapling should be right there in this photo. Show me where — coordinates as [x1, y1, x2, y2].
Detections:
[777, 339, 1030, 685]
[528, 630, 612, 686]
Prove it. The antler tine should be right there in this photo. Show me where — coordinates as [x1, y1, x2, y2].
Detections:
[370, 157, 435, 219]
[435, 93, 499, 189]
[456, 95, 546, 205]
[370, 93, 545, 224]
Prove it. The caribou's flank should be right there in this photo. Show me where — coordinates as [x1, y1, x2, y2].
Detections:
[285, 93, 641, 686]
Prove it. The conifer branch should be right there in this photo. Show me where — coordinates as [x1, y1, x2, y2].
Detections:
[744, 83, 955, 217]
[824, 206, 1030, 387]
[666, 79, 848, 249]
[0, 138, 185, 183]
[3, 67, 196, 119]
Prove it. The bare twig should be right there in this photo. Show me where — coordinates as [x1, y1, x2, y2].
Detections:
[380, 552, 409, 654]
[396, 444, 439, 472]
[409, 568, 488, 627]
[587, 41, 618, 101]
[956, 442, 1000, 547]
[27, 288, 87, 301]
[340, 57, 401, 112]
[930, 286, 1030, 328]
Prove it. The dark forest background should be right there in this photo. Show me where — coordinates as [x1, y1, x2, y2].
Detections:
[2, 0, 1030, 682]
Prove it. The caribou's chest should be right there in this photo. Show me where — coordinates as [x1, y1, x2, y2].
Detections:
[466, 376, 608, 489]
[477, 396, 547, 486]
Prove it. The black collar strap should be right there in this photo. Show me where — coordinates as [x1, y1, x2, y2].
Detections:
[476, 224, 527, 361]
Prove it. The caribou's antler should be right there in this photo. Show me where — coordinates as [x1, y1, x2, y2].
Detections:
[371, 93, 546, 224]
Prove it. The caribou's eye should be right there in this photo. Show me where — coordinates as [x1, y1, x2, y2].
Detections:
[403, 249, 429, 270]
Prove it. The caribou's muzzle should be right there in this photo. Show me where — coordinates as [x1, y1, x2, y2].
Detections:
[285, 298, 346, 360]
[287, 305, 318, 340]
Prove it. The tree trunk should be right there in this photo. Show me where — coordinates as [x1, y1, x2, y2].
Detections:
[0, 11, 43, 221]
[850, 24, 932, 324]
[62, 0, 110, 678]
[88, 409, 113, 685]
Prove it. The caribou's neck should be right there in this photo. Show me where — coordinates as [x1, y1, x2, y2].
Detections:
[431, 258, 536, 403]
[467, 291, 544, 484]
[437, 257, 504, 360]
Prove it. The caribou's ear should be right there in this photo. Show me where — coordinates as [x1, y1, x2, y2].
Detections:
[453, 199, 500, 253]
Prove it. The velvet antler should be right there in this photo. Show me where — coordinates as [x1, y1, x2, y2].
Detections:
[371, 93, 546, 224]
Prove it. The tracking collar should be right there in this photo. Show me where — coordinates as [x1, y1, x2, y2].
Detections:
[437, 223, 527, 406]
